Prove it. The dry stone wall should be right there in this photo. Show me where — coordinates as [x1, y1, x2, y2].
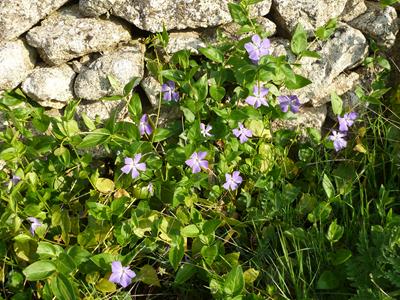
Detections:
[0, 0, 399, 134]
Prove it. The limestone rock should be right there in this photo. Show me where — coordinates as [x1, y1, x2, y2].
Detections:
[340, 0, 368, 22]
[79, 0, 116, 17]
[141, 75, 162, 107]
[349, 1, 399, 48]
[0, 0, 70, 42]
[110, 0, 272, 32]
[271, 105, 327, 134]
[0, 40, 36, 91]
[166, 32, 207, 55]
[76, 100, 129, 122]
[270, 24, 368, 106]
[74, 43, 145, 100]
[21, 64, 76, 109]
[26, 5, 132, 65]
[164, 17, 276, 55]
[271, 0, 348, 34]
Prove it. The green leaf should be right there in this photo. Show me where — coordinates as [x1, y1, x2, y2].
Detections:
[87, 202, 112, 221]
[199, 47, 224, 63]
[201, 244, 218, 266]
[285, 74, 312, 90]
[317, 271, 340, 290]
[315, 18, 337, 41]
[322, 173, 335, 199]
[301, 50, 321, 59]
[180, 107, 196, 123]
[224, 266, 244, 296]
[81, 112, 96, 130]
[77, 129, 110, 149]
[153, 128, 175, 142]
[160, 69, 185, 82]
[138, 264, 161, 287]
[330, 249, 352, 266]
[23, 261, 57, 281]
[175, 264, 197, 285]
[169, 235, 184, 271]
[192, 74, 208, 101]
[210, 85, 226, 101]
[50, 273, 78, 300]
[36, 242, 63, 259]
[330, 92, 343, 116]
[291, 23, 308, 55]
[123, 77, 141, 96]
[326, 220, 344, 243]
[181, 224, 200, 238]
[228, 3, 249, 26]
[128, 92, 142, 118]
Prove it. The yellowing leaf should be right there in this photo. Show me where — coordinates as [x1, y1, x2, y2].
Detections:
[95, 178, 115, 194]
[243, 268, 260, 285]
[96, 278, 116, 293]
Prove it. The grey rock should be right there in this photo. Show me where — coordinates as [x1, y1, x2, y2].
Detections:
[0, 40, 36, 91]
[349, 1, 399, 48]
[110, 0, 272, 32]
[26, 5, 132, 65]
[79, 0, 116, 17]
[164, 17, 276, 55]
[21, 64, 76, 109]
[270, 24, 368, 106]
[271, 105, 327, 135]
[213, 17, 277, 41]
[166, 32, 207, 55]
[0, 0, 70, 42]
[74, 43, 145, 100]
[340, 0, 368, 22]
[272, 0, 348, 34]
[76, 99, 129, 122]
[141, 75, 162, 107]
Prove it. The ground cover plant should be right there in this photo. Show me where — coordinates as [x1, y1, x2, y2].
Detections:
[0, 0, 400, 299]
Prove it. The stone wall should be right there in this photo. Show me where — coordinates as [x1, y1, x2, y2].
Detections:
[0, 0, 399, 133]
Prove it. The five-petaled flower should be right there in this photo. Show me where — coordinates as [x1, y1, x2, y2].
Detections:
[161, 81, 179, 102]
[329, 131, 347, 152]
[223, 171, 243, 191]
[244, 34, 270, 64]
[246, 84, 269, 108]
[109, 261, 136, 288]
[139, 114, 153, 136]
[338, 112, 358, 132]
[185, 151, 209, 174]
[278, 95, 301, 113]
[121, 154, 146, 179]
[233, 123, 253, 144]
[27, 217, 42, 236]
[200, 123, 213, 138]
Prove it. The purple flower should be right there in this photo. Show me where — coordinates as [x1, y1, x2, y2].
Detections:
[109, 261, 136, 288]
[200, 123, 213, 137]
[139, 114, 153, 136]
[338, 112, 358, 132]
[11, 175, 20, 186]
[185, 151, 209, 174]
[27, 217, 42, 236]
[223, 171, 243, 191]
[244, 34, 270, 64]
[233, 123, 253, 144]
[161, 81, 179, 102]
[121, 154, 146, 179]
[278, 95, 301, 113]
[329, 131, 347, 152]
[246, 85, 269, 108]
[147, 182, 154, 195]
